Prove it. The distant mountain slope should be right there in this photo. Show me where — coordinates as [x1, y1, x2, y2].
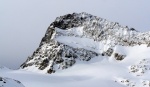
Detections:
[20, 12, 150, 74]
[0, 76, 25, 87]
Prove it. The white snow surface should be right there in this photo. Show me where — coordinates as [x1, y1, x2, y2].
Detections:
[0, 76, 25, 87]
[1, 44, 150, 87]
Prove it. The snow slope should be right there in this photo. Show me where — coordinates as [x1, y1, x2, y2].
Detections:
[0, 76, 25, 87]
[1, 44, 150, 87]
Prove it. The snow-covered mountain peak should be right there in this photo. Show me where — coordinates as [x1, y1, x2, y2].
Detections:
[20, 12, 150, 74]
[1, 12, 150, 87]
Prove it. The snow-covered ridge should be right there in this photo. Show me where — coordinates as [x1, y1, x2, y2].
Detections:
[0, 76, 25, 87]
[20, 12, 150, 74]
[51, 12, 150, 46]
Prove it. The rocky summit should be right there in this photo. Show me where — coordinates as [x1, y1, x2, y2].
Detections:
[20, 12, 150, 74]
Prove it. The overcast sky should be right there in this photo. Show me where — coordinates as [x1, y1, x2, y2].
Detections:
[0, 0, 150, 69]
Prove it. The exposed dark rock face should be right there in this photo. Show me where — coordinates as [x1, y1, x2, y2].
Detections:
[20, 12, 150, 74]
[114, 53, 126, 61]
[21, 39, 99, 73]
[102, 48, 114, 56]
[0, 77, 3, 81]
